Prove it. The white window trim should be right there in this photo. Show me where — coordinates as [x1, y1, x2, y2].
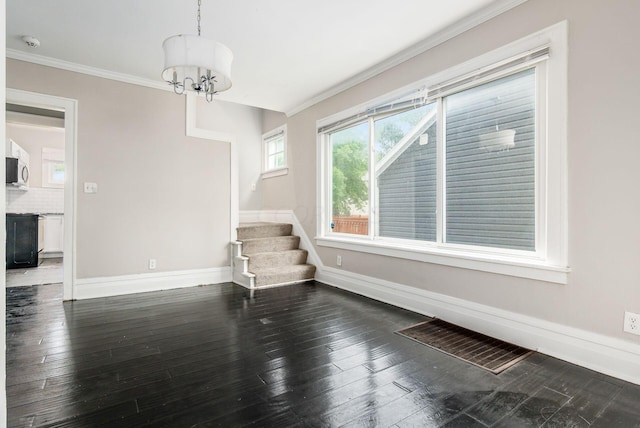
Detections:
[316, 21, 569, 284]
[261, 124, 288, 179]
[262, 167, 289, 179]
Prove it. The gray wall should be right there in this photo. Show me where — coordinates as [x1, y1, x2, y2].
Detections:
[7, 59, 262, 279]
[261, 0, 640, 342]
[195, 96, 263, 211]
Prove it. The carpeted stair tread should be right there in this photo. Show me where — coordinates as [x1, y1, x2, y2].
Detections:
[248, 249, 309, 269]
[232, 221, 316, 288]
[251, 264, 316, 287]
[237, 222, 293, 240]
[241, 235, 300, 255]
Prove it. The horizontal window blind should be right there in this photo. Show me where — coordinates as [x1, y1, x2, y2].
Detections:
[42, 148, 64, 162]
[428, 45, 548, 100]
[318, 87, 426, 134]
[264, 130, 284, 143]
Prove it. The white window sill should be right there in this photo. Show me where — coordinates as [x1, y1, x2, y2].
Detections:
[316, 236, 570, 284]
[261, 167, 289, 179]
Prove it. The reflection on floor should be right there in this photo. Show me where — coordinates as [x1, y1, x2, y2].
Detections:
[6, 257, 63, 287]
[6, 281, 640, 427]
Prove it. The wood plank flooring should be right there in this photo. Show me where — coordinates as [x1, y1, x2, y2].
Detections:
[6, 281, 640, 427]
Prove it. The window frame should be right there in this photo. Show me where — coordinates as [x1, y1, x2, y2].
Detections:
[261, 125, 288, 179]
[316, 22, 568, 284]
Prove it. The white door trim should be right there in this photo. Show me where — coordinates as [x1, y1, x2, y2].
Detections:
[6, 89, 78, 301]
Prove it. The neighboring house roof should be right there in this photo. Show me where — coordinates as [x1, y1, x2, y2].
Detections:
[375, 108, 437, 177]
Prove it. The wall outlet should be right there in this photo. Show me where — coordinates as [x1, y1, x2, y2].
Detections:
[83, 182, 98, 193]
[148, 259, 157, 270]
[624, 311, 640, 335]
[336, 255, 342, 267]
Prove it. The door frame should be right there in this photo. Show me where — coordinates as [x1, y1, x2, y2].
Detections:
[6, 89, 77, 300]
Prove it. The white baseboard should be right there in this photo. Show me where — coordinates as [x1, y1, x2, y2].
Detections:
[40, 252, 63, 259]
[74, 267, 232, 300]
[241, 209, 640, 385]
[317, 266, 640, 386]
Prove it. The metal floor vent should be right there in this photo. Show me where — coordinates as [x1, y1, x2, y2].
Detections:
[396, 319, 534, 374]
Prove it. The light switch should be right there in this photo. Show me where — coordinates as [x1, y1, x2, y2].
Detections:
[84, 182, 98, 193]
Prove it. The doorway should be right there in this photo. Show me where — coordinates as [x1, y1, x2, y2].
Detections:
[5, 89, 76, 301]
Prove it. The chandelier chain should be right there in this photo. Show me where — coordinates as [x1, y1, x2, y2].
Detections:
[197, 0, 201, 36]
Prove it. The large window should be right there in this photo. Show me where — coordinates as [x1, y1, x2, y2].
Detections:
[318, 24, 568, 283]
[326, 69, 534, 250]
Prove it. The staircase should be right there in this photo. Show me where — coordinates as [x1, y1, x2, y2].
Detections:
[232, 222, 316, 289]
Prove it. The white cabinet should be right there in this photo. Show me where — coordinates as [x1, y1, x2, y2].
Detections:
[43, 215, 64, 253]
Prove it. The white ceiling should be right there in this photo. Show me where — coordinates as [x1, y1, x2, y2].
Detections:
[6, 0, 522, 114]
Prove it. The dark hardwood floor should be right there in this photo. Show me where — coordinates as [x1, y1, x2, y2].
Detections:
[6, 281, 640, 427]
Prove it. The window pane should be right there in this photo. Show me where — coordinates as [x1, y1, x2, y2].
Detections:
[445, 68, 535, 251]
[331, 122, 369, 235]
[267, 139, 280, 155]
[275, 153, 284, 168]
[375, 103, 437, 241]
[52, 162, 65, 182]
[265, 136, 285, 171]
[267, 154, 278, 170]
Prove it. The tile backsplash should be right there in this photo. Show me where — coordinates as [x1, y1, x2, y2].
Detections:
[6, 187, 64, 214]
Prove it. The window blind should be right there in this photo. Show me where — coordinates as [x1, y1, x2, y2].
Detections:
[42, 147, 64, 162]
[427, 45, 549, 100]
[318, 87, 426, 134]
[264, 130, 284, 143]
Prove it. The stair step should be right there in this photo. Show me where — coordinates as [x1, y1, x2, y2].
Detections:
[232, 221, 316, 289]
[237, 222, 293, 240]
[252, 264, 316, 287]
[241, 235, 300, 255]
[248, 249, 309, 270]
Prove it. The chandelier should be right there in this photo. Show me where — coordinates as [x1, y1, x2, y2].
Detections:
[162, 0, 233, 102]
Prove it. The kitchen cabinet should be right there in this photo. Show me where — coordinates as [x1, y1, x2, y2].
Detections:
[6, 214, 38, 269]
[43, 215, 64, 253]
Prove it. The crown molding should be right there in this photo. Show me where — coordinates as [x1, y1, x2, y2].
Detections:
[284, 0, 530, 117]
[7, 48, 172, 92]
[6, 0, 529, 116]
[7, 48, 241, 106]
